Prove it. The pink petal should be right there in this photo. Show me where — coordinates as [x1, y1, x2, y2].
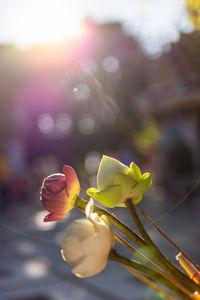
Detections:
[43, 212, 62, 222]
[63, 165, 80, 198]
[46, 180, 66, 195]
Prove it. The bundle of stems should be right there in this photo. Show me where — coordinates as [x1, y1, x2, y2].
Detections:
[75, 197, 200, 300]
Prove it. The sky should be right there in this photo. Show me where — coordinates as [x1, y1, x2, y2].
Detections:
[0, 0, 192, 53]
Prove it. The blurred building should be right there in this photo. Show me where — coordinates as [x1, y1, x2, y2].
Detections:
[1, 20, 200, 206]
[137, 32, 200, 200]
[0, 20, 150, 202]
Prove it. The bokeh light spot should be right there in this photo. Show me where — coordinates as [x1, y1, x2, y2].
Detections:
[103, 56, 119, 73]
[55, 113, 72, 135]
[78, 117, 95, 135]
[38, 113, 54, 134]
[73, 83, 90, 100]
[84, 151, 101, 174]
[23, 258, 48, 278]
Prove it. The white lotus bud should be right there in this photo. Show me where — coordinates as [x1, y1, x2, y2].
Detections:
[61, 199, 115, 278]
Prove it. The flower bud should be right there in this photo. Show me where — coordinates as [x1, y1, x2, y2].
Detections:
[61, 199, 115, 278]
[87, 155, 152, 208]
[40, 165, 80, 222]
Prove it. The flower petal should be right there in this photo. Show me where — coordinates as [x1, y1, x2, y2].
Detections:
[44, 179, 66, 195]
[62, 236, 83, 265]
[72, 255, 107, 278]
[87, 186, 123, 208]
[44, 212, 62, 222]
[128, 162, 142, 182]
[97, 155, 129, 190]
[85, 198, 94, 219]
[131, 173, 152, 201]
[41, 166, 80, 222]
[113, 173, 136, 194]
[132, 195, 143, 205]
[67, 219, 94, 241]
[43, 189, 70, 222]
[63, 165, 80, 200]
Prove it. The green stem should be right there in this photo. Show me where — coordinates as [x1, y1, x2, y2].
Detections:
[125, 198, 200, 294]
[75, 197, 146, 248]
[123, 264, 176, 300]
[110, 251, 193, 300]
[76, 197, 194, 296]
[114, 232, 192, 297]
[135, 205, 199, 269]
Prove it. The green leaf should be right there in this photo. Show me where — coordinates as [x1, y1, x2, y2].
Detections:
[87, 185, 123, 208]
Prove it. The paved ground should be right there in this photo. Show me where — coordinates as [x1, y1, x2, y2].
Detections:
[0, 194, 200, 300]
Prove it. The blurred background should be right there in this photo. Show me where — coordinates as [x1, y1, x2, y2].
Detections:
[0, 0, 200, 299]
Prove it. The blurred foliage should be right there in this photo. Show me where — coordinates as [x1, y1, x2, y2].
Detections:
[133, 120, 159, 153]
[187, 0, 200, 30]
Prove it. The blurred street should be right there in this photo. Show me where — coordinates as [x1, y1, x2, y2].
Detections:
[0, 194, 200, 300]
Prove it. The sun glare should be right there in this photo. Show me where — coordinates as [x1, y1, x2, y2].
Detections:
[6, 0, 82, 48]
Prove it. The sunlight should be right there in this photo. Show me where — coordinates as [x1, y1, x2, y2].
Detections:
[6, 0, 82, 48]
[0, 0, 192, 53]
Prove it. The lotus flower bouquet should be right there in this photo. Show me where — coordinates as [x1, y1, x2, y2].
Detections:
[40, 155, 200, 299]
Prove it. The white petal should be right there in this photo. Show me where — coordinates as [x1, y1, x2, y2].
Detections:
[89, 212, 102, 224]
[81, 236, 95, 256]
[62, 236, 83, 265]
[81, 222, 114, 257]
[72, 255, 107, 278]
[67, 219, 94, 241]
[94, 231, 114, 257]
[85, 198, 94, 218]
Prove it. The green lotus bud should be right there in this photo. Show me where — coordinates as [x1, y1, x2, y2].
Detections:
[87, 155, 152, 208]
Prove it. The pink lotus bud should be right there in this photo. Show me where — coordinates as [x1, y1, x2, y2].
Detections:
[40, 165, 80, 222]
